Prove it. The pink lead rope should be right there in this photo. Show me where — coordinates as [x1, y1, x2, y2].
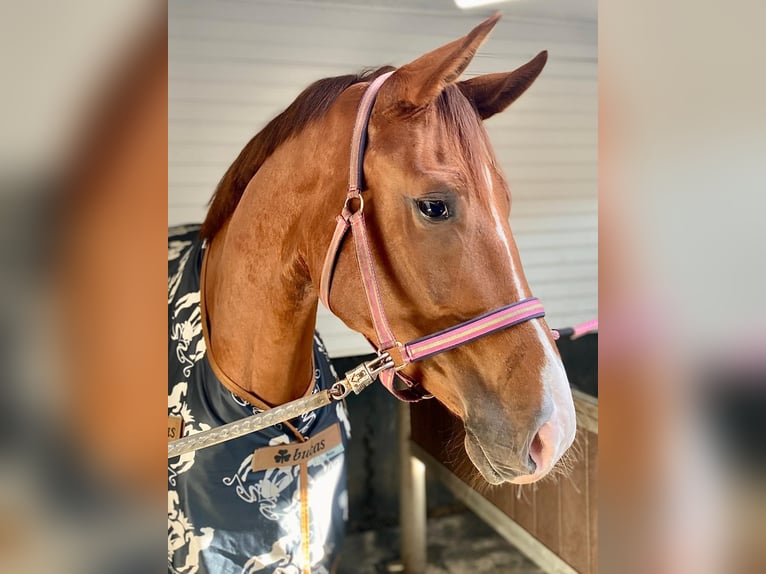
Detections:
[551, 318, 599, 341]
[319, 72, 564, 402]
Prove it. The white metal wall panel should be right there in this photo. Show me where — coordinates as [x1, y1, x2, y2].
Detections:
[169, 0, 597, 357]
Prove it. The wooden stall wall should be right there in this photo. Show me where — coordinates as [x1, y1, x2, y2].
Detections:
[410, 390, 598, 574]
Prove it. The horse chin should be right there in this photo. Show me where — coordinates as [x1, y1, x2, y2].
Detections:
[463, 433, 515, 486]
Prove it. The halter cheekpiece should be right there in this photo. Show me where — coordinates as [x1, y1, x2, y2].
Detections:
[319, 72, 546, 401]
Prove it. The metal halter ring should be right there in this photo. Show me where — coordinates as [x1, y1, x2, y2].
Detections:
[343, 193, 364, 216]
[329, 381, 351, 401]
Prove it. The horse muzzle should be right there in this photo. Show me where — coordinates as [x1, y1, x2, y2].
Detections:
[463, 387, 576, 485]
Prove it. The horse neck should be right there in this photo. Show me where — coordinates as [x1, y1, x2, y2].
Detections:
[203, 118, 348, 407]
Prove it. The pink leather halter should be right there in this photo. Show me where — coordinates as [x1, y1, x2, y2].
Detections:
[319, 72, 546, 401]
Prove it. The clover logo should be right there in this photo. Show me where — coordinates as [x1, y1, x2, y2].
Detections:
[274, 449, 291, 464]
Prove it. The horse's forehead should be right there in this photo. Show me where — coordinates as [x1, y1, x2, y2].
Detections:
[374, 110, 489, 171]
[427, 116, 502, 194]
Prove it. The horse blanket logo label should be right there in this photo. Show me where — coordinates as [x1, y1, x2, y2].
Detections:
[168, 415, 184, 441]
[252, 424, 342, 471]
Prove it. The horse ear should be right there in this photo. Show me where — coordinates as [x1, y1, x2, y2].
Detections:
[381, 13, 501, 111]
[458, 51, 548, 120]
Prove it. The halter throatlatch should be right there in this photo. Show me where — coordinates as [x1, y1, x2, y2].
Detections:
[319, 72, 547, 401]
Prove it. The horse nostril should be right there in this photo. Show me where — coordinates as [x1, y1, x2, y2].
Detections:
[529, 430, 544, 470]
[527, 454, 537, 473]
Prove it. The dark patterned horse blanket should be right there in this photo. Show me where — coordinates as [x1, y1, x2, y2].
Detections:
[168, 225, 350, 574]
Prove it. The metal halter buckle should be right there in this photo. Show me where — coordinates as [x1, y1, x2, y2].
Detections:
[329, 352, 394, 400]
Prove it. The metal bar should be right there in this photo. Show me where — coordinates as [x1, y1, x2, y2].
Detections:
[398, 402, 427, 573]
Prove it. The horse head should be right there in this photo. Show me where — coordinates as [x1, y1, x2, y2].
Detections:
[323, 15, 576, 484]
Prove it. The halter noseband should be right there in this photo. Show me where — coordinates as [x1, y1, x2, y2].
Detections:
[319, 72, 546, 401]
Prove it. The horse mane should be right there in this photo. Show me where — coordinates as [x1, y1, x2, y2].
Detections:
[199, 66, 395, 240]
[199, 66, 488, 240]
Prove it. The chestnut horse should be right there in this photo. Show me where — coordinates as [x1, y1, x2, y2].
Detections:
[169, 13, 575, 573]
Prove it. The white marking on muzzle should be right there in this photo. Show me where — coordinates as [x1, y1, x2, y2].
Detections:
[509, 320, 576, 483]
[482, 162, 576, 482]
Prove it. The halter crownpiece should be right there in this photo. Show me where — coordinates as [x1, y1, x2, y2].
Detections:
[319, 72, 547, 401]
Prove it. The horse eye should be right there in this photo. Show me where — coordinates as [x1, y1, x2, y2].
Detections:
[417, 199, 450, 221]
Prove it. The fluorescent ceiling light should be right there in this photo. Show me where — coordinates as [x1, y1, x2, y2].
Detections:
[454, 0, 514, 9]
